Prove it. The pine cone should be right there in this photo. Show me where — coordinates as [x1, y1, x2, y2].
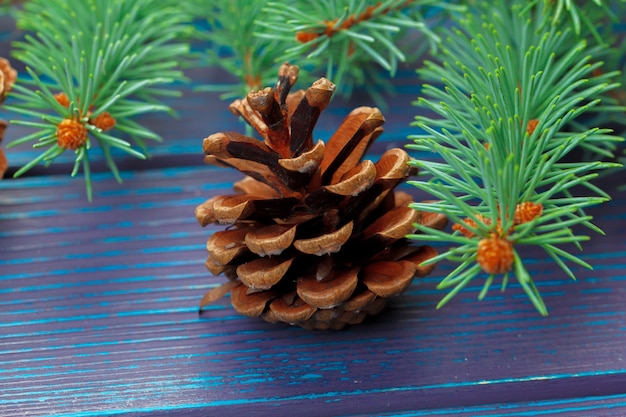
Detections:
[196, 64, 447, 329]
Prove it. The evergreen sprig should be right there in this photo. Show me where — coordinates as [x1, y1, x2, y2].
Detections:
[257, 0, 464, 102]
[524, 0, 623, 45]
[191, 0, 464, 104]
[187, 0, 293, 101]
[5, 0, 190, 199]
[543, 0, 626, 159]
[406, 0, 623, 315]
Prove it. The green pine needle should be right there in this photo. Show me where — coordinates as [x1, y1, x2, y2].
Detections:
[523, 0, 621, 44]
[6, 0, 190, 200]
[407, 0, 623, 314]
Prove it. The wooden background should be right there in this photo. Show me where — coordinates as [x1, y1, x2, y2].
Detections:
[2, 14, 626, 417]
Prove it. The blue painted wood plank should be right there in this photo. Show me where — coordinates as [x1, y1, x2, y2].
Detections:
[349, 393, 626, 416]
[1, 165, 625, 416]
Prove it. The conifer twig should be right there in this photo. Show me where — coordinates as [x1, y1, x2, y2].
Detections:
[191, 0, 464, 105]
[5, 0, 190, 199]
[186, 0, 290, 101]
[524, 0, 621, 44]
[257, 0, 464, 101]
[407, 0, 623, 315]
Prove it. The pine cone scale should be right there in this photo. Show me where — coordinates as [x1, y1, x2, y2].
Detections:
[363, 206, 420, 241]
[205, 256, 226, 275]
[244, 224, 297, 257]
[362, 260, 416, 298]
[374, 148, 412, 183]
[342, 289, 377, 312]
[236, 256, 294, 290]
[278, 140, 325, 174]
[274, 63, 299, 109]
[248, 88, 293, 158]
[229, 99, 268, 139]
[320, 107, 385, 184]
[325, 160, 377, 195]
[297, 266, 360, 309]
[264, 296, 317, 324]
[304, 160, 376, 210]
[233, 177, 280, 197]
[231, 283, 278, 318]
[336, 149, 412, 226]
[206, 227, 252, 265]
[211, 194, 299, 223]
[293, 221, 354, 256]
[289, 78, 336, 155]
[401, 245, 439, 277]
[195, 196, 220, 226]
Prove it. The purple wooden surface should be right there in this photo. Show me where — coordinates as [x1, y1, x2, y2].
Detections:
[3, 13, 626, 417]
[1, 165, 626, 417]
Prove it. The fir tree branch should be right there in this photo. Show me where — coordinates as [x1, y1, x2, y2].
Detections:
[5, 0, 190, 199]
[185, 0, 294, 101]
[407, 0, 623, 314]
[190, 0, 463, 105]
[523, 0, 623, 44]
[258, 0, 464, 101]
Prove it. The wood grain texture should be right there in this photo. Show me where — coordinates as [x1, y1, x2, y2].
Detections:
[1, 165, 626, 417]
[3, 17, 626, 417]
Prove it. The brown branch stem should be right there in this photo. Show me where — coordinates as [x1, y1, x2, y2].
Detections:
[295, 1, 415, 43]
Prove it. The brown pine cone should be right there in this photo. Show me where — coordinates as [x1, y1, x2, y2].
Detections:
[196, 64, 447, 330]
